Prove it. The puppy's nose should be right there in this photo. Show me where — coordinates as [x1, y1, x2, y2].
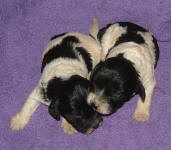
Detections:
[93, 123, 99, 129]
[93, 115, 103, 129]
[93, 121, 103, 129]
[99, 117, 103, 124]
[90, 102, 98, 109]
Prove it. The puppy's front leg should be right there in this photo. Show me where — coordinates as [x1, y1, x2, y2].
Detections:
[10, 85, 41, 131]
[133, 79, 156, 122]
[61, 118, 77, 135]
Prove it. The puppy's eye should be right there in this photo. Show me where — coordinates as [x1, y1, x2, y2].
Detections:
[75, 116, 82, 119]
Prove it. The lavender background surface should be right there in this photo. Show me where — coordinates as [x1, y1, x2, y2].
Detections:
[0, 0, 171, 150]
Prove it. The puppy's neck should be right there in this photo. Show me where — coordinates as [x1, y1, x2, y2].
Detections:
[108, 42, 143, 60]
[40, 58, 88, 84]
[107, 42, 155, 83]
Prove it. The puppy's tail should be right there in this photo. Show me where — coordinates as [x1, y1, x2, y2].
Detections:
[89, 18, 99, 41]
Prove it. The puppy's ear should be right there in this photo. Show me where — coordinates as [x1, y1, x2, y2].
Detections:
[137, 80, 146, 102]
[47, 77, 62, 121]
[48, 100, 60, 121]
[47, 77, 62, 100]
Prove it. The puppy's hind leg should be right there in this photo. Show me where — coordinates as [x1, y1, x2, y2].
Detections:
[133, 78, 156, 122]
[10, 85, 42, 131]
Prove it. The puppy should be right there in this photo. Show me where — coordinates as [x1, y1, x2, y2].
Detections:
[10, 32, 103, 135]
[88, 19, 159, 122]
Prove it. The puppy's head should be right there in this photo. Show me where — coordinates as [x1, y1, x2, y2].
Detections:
[88, 55, 145, 115]
[47, 75, 103, 134]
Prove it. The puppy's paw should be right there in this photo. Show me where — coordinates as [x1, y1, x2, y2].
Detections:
[10, 113, 29, 131]
[132, 110, 149, 122]
[61, 121, 77, 135]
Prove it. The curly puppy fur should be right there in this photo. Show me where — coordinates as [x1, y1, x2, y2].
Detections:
[88, 19, 159, 122]
[10, 31, 103, 135]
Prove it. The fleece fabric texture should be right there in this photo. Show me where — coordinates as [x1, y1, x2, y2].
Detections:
[0, 0, 171, 150]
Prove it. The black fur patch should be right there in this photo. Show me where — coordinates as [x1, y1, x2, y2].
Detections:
[152, 35, 160, 68]
[118, 22, 148, 32]
[76, 47, 93, 72]
[41, 36, 80, 72]
[114, 22, 146, 47]
[97, 24, 112, 42]
[50, 32, 67, 41]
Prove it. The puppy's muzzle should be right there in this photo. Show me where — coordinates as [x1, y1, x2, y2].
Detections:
[86, 115, 103, 134]
[93, 117, 103, 129]
[90, 101, 111, 115]
[88, 92, 111, 114]
[90, 102, 98, 110]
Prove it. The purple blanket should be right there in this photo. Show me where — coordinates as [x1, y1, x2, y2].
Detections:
[1, 0, 171, 150]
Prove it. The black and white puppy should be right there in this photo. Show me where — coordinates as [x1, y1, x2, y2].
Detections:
[10, 32, 103, 135]
[88, 19, 159, 122]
